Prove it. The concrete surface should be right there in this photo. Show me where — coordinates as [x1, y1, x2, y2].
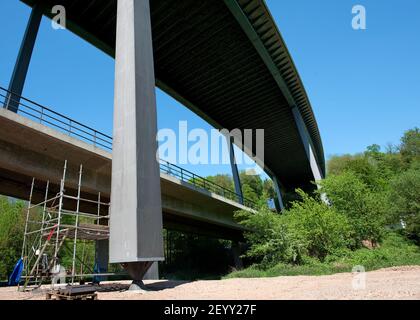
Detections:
[0, 108, 249, 240]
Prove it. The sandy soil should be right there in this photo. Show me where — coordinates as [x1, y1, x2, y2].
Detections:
[1, 266, 419, 300]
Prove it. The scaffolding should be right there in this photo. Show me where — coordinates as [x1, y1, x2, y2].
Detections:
[20, 161, 115, 290]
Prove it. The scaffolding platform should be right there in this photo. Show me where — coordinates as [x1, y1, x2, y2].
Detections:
[42, 223, 110, 241]
[20, 161, 114, 290]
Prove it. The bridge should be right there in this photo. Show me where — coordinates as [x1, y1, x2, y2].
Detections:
[2, 0, 325, 281]
[0, 87, 253, 241]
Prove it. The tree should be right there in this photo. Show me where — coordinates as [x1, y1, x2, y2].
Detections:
[235, 205, 305, 267]
[235, 190, 352, 265]
[205, 174, 234, 192]
[285, 190, 352, 260]
[0, 197, 26, 280]
[400, 127, 420, 164]
[389, 164, 420, 241]
[319, 172, 387, 247]
[262, 179, 276, 200]
[240, 171, 263, 200]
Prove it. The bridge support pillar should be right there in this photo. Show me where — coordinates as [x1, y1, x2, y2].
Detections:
[110, 0, 164, 281]
[5, 4, 43, 113]
[292, 107, 324, 183]
[227, 136, 244, 205]
[272, 176, 285, 212]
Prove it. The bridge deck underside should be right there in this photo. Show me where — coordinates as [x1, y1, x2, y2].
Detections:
[21, 0, 325, 190]
[0, 109, 246, 240]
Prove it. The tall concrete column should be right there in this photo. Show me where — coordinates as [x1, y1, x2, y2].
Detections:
[110, 0, 164, 282]
[292, 106, 324, 183]
[227, 136, 243, 204]
[5, 4, 43, 112]
[272, 176, 285, 212]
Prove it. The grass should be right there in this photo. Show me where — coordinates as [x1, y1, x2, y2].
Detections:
[224, 232, 420, 279]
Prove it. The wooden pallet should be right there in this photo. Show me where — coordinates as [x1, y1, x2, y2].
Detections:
[46, 285, 100, 300]
[46, 291, 98, 301]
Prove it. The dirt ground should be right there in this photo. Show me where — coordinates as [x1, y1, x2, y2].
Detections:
[1, 266, 419, 300]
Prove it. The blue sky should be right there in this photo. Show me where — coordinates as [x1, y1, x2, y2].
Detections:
[0, 0, 419, 178]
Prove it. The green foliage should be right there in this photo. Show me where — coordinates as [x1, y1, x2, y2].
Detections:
[230, 127, 420, 279]
[319, 172, 387, 246]
[235, 190, 352, 266]
[389, 164, 420, 241]
[226, 232, 420, 279]
[286, 190, 351, 260]
[262, 179, 275, 200]
[400, 127, 420, 163]
[239, 172, 264, 203]
[0, 197, 25, 280]
[205, 174, 234, 192]
[206, 171, 275, 205]
[235, 206, 304, 267]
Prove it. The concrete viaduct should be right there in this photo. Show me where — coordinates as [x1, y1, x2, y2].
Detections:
[1, 0, 325, 281]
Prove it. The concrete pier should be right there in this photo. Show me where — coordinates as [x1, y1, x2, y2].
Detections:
[110, 0, 164, 279]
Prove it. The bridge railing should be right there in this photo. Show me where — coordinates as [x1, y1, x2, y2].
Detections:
[159, 160, 255, 208]
[0, 86, 113, 151]
[0, 86, 256, 209]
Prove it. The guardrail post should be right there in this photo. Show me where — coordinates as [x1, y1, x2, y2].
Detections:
[39, 107, 44, 124]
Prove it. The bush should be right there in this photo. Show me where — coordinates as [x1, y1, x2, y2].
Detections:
[285, 190, 351, 260]
[226, 232, 420, 279]
[389, 164, 420, 241]
[0, 197, 26, 280]
[319, 172, 387, 247]
[235, 206, 304, 267]
[235, 190, 352, 266]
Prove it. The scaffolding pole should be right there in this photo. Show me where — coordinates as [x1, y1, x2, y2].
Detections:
[71, 164, 83, 285]
[20, 160, 114, 288]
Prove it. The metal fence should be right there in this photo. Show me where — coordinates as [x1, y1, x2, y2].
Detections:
[0, 86, 255, 209]
[0, 86, 112, 151]
[159, 160, 255, 208]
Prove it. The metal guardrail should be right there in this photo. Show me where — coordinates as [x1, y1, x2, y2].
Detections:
[159, 160, 255, 208]
[0, 87, 112, 150]
[0, 86, 256, 209]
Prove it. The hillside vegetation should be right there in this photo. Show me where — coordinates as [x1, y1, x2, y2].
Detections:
[228, 128, 420, 278]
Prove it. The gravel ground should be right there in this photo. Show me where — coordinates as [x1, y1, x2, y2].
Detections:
[1, 266, 419, 300]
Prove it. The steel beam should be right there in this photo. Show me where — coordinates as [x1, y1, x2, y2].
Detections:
[226, 136, 244, 205]
[110, 0, 164, 280]
[272, 175, 285, 212]
[5, 4, 43, 112]
[224, 0, 325, 182]
[292, 106, 324, 182]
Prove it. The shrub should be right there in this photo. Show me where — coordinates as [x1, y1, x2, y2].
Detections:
[389, 164, 420, 241]
[319, 172, 387, 247]
[285, 190, 352, 260]
[235, 190, 352, 266]
[0, 197, 26, 280]
[235, 206, 305, 267]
